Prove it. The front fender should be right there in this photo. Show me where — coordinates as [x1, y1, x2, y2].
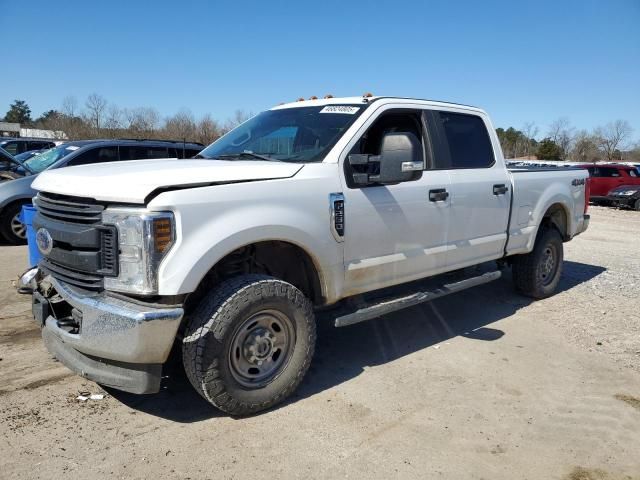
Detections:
[149, 174, 344, 301]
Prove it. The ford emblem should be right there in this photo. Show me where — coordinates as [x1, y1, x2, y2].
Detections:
[36, 228, 53, 255]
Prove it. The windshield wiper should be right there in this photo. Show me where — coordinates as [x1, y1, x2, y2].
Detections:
[217, 152, 280, 162]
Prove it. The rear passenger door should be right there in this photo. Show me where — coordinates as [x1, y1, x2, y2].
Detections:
[591, 167, 624, 197]
[426, 110, 511, 268]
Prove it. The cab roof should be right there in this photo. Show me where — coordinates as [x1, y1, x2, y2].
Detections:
[270, 95, 482, 113]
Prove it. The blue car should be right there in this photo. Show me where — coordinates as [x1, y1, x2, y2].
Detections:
[0, 139, 203, 243]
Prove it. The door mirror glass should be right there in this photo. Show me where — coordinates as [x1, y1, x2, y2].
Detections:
[348, 132, 423, 185]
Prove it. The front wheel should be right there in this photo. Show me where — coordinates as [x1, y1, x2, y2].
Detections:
[0, 203, 27, 244]
[511, 227, 564, 299]
[182, 274, 316, 416]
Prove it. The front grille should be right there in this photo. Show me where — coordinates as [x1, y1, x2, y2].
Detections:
[35, 192, 104, 224]
[40, 258, 104, 290]
[35, 192, 118, 289]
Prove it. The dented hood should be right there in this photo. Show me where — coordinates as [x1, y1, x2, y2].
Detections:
[32, 159, 303, 203]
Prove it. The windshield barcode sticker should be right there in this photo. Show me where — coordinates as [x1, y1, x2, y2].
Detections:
[320, 106, 360, 114]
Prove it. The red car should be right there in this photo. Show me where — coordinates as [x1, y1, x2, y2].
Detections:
[577, 164, 640, 203]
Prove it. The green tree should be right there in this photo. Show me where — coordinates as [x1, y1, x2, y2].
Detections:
[35, 109, 60, 124]
[3, 99, 32, 124]
[536, 138, 563, 160]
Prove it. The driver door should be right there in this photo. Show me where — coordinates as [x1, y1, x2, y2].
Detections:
[340, 106, 451, 296]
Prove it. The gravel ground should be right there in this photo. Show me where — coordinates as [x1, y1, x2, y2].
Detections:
[0, 206, 639, 479]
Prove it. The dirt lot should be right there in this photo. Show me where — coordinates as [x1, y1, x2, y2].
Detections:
[0, 206, 639, 480]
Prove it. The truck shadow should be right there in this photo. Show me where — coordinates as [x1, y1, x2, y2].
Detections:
[107, 260, 605, 422]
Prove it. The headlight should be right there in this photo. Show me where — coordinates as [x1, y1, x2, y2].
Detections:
[623, 191, 636, 196]
[102, 208, 175, 295]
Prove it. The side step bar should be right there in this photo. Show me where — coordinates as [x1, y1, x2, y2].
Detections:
[334, 270, 502, 327]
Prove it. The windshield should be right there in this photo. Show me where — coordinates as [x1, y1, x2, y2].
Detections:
[14, 150, 40, 161]
[24, 145, 78, 172]
[198, 105, 365, 162]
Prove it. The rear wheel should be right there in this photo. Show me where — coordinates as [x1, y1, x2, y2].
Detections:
[634, 199, 640, 211]
[511, 227, 563, 299]
[0, 202, 27, 244]
[182, 274, 316, 416]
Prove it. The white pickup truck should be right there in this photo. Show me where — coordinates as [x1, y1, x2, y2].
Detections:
[26, 96, 590, 415]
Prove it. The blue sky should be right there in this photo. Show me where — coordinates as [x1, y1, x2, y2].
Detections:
[1, 0, 638, 141]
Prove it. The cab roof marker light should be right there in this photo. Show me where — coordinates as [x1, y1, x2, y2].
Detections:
[324, 94, 334, 99]
[309, 96, 318, 100]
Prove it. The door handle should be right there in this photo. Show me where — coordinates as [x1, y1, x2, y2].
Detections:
[493, 184, 509, 195]
[429, 189, 449, 202]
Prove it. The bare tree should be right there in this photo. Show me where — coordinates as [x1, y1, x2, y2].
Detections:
[594, 120, 633, 161]
[571, 130, 600, 162]
[521, 122, 539, 159]
[123, 107, 161, 138]
[61, 96, 78, 117]
[85, 93, 108, 134]
[163, 109, 197, 141]
[548, 117, 574, 160]
[197, 114, 221, 145]
[103, 105, 124, 137]
[222, 109, 254, 134]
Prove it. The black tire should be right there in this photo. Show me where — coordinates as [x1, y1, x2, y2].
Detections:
[0, 171, 23, 182]
[182, 274, 316, 416]
[0, 202, 27, 244]
[511, 227, 564, 299]
[634, 199, 640, 211]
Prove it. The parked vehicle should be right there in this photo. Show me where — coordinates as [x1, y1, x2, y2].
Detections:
[576, 164, 640, 203]
[606, 185, 640, 210]
[25, 96, 590, 415]
[0, 147, 35, 181]
[0, 139, 203, 243]
[0, 149, 47, 180]
[0, 137, 56, 156]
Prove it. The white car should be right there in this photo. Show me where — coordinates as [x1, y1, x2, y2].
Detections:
[27, 95, 590, 415]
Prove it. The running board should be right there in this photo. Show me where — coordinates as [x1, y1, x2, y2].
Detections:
[334, 270, 502, 327]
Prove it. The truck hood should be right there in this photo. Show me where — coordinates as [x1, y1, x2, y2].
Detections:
[31, 159, 304, 203]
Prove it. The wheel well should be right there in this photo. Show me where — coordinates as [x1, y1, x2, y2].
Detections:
[1, 198, 30, 215]
[186, 241, 324, 311]
[542, 203, 569, 240]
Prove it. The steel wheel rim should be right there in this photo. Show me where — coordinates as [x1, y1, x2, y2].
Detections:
[229, 309, 295, 388]
[539, 244, 558, 286]
[10, 213, 26, 239]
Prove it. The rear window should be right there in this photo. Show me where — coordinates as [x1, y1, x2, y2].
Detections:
[593, 167, 620, 177]
[434, 111, 495, 169]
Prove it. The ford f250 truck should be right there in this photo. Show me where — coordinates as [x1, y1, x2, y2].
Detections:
[24, 96, 590, 415]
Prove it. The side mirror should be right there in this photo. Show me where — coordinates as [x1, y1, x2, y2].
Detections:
[348, 132, 424, 186]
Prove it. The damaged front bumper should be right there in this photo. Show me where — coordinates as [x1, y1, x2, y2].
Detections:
[33, 274, 183, 394]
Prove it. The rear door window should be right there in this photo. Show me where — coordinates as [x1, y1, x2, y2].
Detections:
[66, 147, 119, 166]
[29, 141, 50, 150]
[428, 111, 495, 169]
[119, 146, 169, 161]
